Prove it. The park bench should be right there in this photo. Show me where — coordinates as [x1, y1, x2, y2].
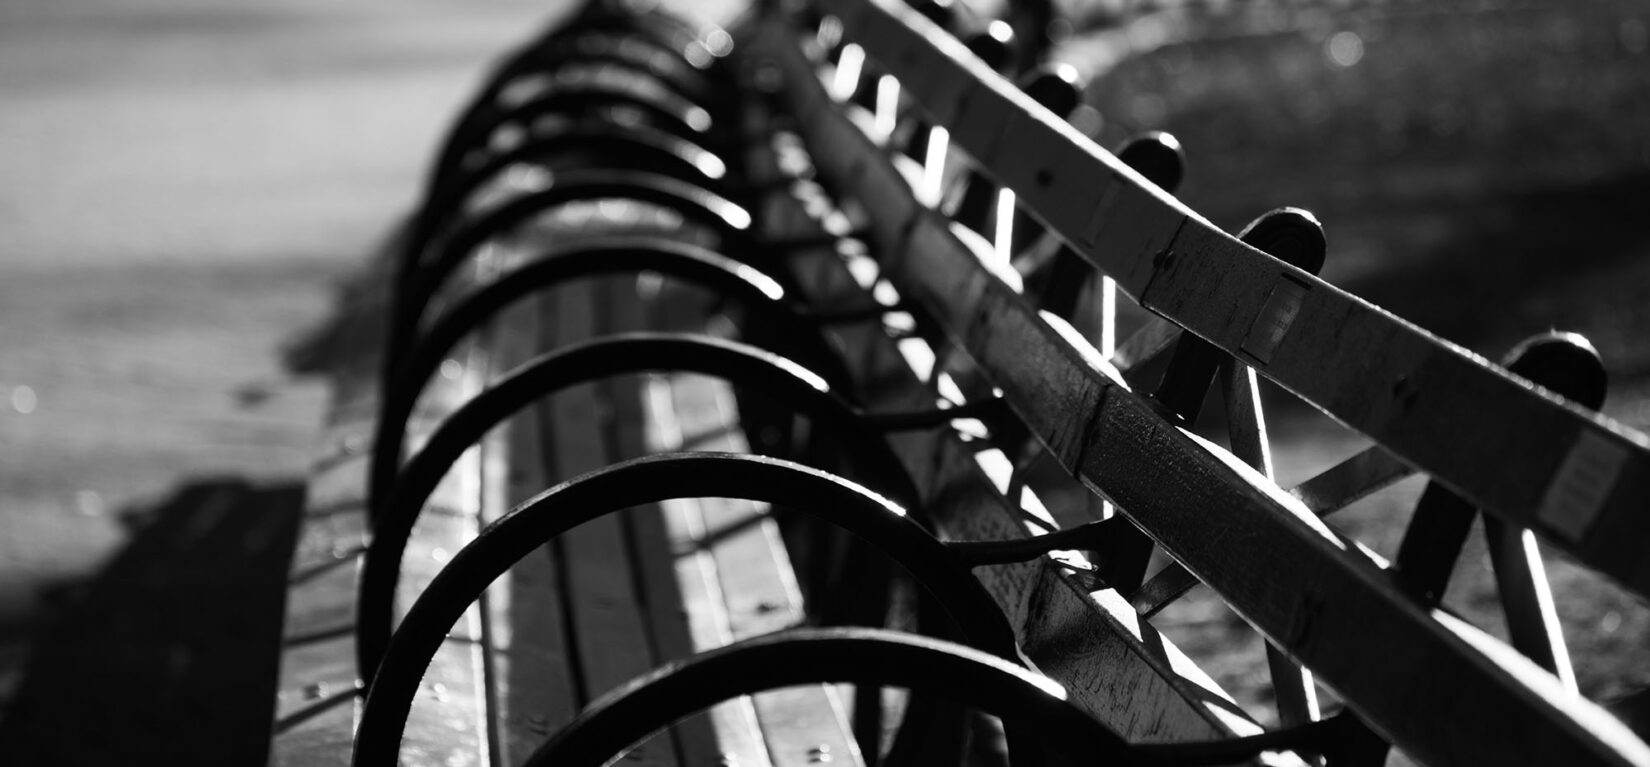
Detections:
[268, 1, 1650, 765]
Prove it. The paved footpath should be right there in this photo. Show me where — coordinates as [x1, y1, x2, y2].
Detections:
[0, 0, 560, 758]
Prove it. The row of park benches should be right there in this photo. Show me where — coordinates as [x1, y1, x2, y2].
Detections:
[270, 0, 1650, 764]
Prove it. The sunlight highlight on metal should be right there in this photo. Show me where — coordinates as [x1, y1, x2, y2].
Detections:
[919, 126, 949, 206]
[832, 44, 865, 102]
[874, 75, 900, 143]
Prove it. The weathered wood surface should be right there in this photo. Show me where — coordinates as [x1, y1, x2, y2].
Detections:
[745, 17, 1650, 767]
[479, 287, 581, 767]
[273, 260, 495, 767]
[542, 277, 683, 767]
[277, 207, 875, 766]
[810, 0, 1650, 601]
[609, 261, 861, 766]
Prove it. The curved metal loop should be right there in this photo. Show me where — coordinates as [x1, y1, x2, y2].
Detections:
[496, 28, 720, 103]
[415, 123, 731, 245]
[398, 167, 750, 305]
[516, 628, 1346, 767]
[459, 20, 733, 133]
[359, 334, 927, 668]
[370, 240, 848, 520]
[387, 169, 752, 375]
[542, 3, 721, 67]
[353, 625, 1341, 767]
[430, 76, 720, 199]
[352, 456, 1019, 759]
[420, 24, 728, 214]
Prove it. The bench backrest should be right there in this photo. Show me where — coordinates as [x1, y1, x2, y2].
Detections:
[745, 1, 1650, 764]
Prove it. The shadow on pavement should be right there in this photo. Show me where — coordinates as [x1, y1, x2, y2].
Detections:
[0, 479, 302, 766]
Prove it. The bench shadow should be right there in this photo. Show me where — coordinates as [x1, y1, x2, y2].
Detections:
[0, 478, 303, 767]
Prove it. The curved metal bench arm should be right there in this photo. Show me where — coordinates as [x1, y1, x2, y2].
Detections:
[524, 627, 1348, 767]
[414, 124, 730, 247]
[386, 169, 752, 374]
[396, 168, 749, 312]
[430, 78, 720, 197]
[487, 27, 721, 111]
[426, 17, 733, 195]
[359, 334, 929, 671]
[351, 455, 1020, 765]
[353, 625, 1343, 767]
[369, 240, 850, 521]
[533, 3, 721, 68]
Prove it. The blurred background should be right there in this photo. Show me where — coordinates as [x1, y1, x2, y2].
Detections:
[0, 0, 554, 759]
[1, 0, 1647, 760]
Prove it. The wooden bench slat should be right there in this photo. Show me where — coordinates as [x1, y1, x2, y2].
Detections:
[673, 373, 865, 767]
[546, 280, 682, 767]
[818, 0, 1650, 600]
[645, 384, 781, 767]
[480, 285, 581, 765]
[607, 273, 764, 767]
[275, 276, 495, 766]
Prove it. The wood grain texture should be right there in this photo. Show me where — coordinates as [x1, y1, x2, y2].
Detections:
[667, 372, 864, 767]
[608, 273, 770, 767]
[748, 19, 1650, 766]
[544, 281, 679, 767]
[480, 283, 579, 766]
[273, 310, 490, 767]
[814, 0, 1650, 600]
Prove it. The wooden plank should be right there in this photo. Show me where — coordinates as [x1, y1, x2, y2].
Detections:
[394, 323, 492, 767]
[274, 301, 491, 767]
[478, 278, 580, 766]
[646, 373, 842, 767]
[669, 373, 864, 767]
[749, 22, 1650, 767]
[815, 0, 1650, 600]
[545, 281, 680, 767]
[605, 271, 759, 767]
[733, 44, 1275, 752]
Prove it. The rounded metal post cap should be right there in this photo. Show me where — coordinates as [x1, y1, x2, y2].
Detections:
[910, 0, 957, 28]
[1116, 130, 1185, 191]
[1018, 64, 1083, 118]
[1503, 331, 1607, 410]
[965, 24, 1015, 71]
[1236, 207, 1326, 276]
